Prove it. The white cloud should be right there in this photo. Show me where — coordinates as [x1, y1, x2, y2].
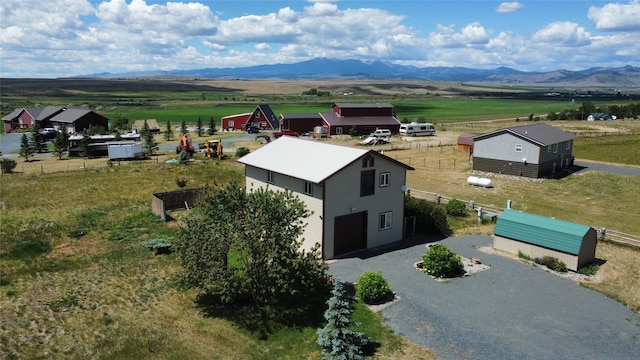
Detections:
[428, 23, 489, 48]
[532, 22, 591, 47]
[496, 2, 523, 13]
[588, 1, 640, 31]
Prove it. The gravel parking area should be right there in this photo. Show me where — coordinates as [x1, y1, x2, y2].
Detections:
[329, 235, 640, 360]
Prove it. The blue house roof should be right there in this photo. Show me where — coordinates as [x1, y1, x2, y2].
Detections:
[494, 209, 591, 255]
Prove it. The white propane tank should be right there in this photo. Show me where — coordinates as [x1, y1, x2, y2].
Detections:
[467, 176, 492, 188]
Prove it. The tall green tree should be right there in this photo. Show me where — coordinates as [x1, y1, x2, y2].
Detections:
[30, 122, 46, 153]
[164, 120, 173, 141]
[196, 116, 204, 137]
[141, 120, 157, 157]
[19, 133, 34, 161]
[177, 185, 330, 330]
[111, 113, 129, 132]
[53, 125, 69, 160]
[180, 118, 187, 135]
[207, 117, 216, 135]
[80, 132, 91, 158]
[317, 278, 368, 360]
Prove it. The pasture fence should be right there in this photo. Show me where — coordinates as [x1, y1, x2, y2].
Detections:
[407, 187, 640, 249]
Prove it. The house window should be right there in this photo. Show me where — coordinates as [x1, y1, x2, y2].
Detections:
[362, 155, 374, 168]
[255, 111, 260, 118]
[336, 127, 343, 135]
[304, 181, 313, 196]
[267, 170, 274, 184]
[548, 146, 552, 153]
[552, 143, 558, 153]
[379, 172, 390, 187]
[515, 144, 523, 152]
[379, 212, 392, 230]
[228, 120, 234, 127]
[360, 170, 375, 197]
[261, 121, 267, 128]
[566, 140, 571, 150]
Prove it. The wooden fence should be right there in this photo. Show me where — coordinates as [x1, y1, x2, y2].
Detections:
[407, 188, 640, 249]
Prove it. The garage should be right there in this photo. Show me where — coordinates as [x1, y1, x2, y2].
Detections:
[333, 211, 367, 256]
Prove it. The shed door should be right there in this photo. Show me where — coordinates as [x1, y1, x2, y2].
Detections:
[333, 211, 367, 256]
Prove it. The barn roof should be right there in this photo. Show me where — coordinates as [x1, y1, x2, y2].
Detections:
[133, 119, 160, 131]
[494, 209, 592, 255]
[457, 133, 475, 146]
[333, 103, 394, 109]
[474, 123, 575, 146]
[49, 108, 93, 123]
[237, 136, 413, 184]
[320, 112, 400, 127]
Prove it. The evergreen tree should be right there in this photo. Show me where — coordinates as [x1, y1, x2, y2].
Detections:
[207, 117, 216, 135]
[80, 132, 91, 158]
[53, 125, 69, 160]
[19, 133, 34, 161]
[180, 118, 188, 135]
[317, 279, 368, 360]
[164, 120, 173, 141]
[142, 120, 157, 157]
[30, 122, 46, 153]
[196, 116, 204, 137]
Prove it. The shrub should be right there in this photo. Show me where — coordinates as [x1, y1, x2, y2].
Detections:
[235, 147, 250, 158]
[534, 256, 568, 273]
[578, 263, 600, 276]
[445, 199, 467, 217]
[404, 196, 451, 236]
[0, 158, 17, 173]
[144, 238, 173, 255]
[517, 250, 532, 261]
[356, 271, 391, 304]
[422, 244, 465, 278]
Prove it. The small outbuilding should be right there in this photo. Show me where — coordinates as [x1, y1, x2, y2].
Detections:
[493, 209, 597, 271]
[457, 133, 475, 154]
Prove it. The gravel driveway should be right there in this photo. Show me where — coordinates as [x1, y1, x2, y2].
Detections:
[329, 236, 640, 360]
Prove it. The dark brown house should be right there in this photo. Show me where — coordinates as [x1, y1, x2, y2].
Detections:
[49, 109, 109, 134]
[279, 113, 324, 134]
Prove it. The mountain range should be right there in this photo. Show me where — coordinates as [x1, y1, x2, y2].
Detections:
[84, 58, 640, 87]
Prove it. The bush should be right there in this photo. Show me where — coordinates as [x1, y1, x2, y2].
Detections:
[422, 244, 465, 278]
[356, 271, 392, 304]
[578, 263, 600, 276]
[235, 147, 250, 158]
[534, 256, 568, 273]
[0, 158, 17, 174]
[404, 196, 451, 236]
[144, 238, 173, 255]
[445, 199, 467, 217]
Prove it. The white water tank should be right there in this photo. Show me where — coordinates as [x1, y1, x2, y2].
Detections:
[467, 176, 492, 188]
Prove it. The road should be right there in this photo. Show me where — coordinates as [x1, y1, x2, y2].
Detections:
[329, 235, 640, 360]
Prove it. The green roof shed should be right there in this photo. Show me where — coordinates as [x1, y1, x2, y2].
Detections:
[493, 209, 597, 271]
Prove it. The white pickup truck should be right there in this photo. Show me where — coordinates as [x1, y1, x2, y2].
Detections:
[370, 129, 391, 138]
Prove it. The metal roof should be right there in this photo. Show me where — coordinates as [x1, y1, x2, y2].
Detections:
[280, 113, 323, 119]
[474, 123, 575, 146]
[320, 112, 401, 127]
[49, 108, 93, 123]
[494, 209, 592, 255]
[333, 103, 394, 109]
[237, 136, 412, 183]
[35, 106, 65, 121]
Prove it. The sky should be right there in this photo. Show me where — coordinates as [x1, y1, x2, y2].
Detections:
[1, 0, 639, 78]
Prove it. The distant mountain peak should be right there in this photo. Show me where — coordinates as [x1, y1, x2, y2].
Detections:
[79, 58, 640, 86]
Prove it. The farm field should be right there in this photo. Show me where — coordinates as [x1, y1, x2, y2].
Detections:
[1, 78, 640, 359]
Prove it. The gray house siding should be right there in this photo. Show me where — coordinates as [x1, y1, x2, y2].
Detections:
[473, 157, 540, 178]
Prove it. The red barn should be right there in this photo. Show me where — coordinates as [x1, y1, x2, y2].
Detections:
[221, 104, 279, 131]
[279, 113, 324, 134]
[320, 103, 401, 136]
[222, 113, 251, 131]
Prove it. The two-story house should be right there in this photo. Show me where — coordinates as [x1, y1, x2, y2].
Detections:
[473, 123, 576, 178]
[237, 136, 414, 259]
